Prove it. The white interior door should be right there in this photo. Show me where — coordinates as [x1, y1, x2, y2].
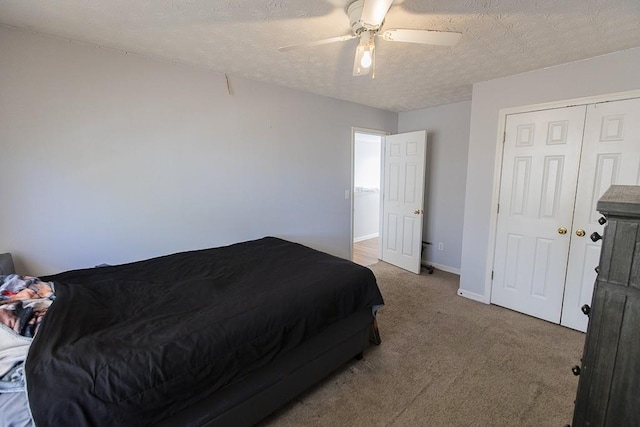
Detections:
[381, 131, 426, 274]
[561, 97, 640, 331]
[491, 106, 586, 323]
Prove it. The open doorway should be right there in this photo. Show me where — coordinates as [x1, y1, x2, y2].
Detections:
[351, 129, 384, 266]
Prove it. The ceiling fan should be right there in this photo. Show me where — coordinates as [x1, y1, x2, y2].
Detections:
[278, 0, 462, 77]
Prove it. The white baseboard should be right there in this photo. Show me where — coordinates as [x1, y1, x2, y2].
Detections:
[422, 261, 461, 275]
[354, 233, 379, 243]
[457, 288, 490, 304]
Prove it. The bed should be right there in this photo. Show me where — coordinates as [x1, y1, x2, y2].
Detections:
[1, 237, 383, 426]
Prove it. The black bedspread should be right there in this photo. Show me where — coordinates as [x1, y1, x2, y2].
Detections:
[26, 237, 383, 426]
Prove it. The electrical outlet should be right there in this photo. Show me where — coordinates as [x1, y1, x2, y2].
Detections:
[438, 242, 444, 251]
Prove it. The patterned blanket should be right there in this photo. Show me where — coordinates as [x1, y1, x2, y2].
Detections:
[0, 275, 55, 338]
[0, 275, 56, 394]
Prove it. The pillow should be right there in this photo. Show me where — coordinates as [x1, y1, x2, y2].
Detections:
[0, 253, 15, 276]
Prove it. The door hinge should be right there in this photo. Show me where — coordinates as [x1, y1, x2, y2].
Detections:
[491, 271, 494, 280]
[503, 131, 506, 143]
[497, 203, 500, 214]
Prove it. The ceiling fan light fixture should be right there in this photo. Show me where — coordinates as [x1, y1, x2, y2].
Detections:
[360, 49, 373, 68]
[353, 31, 375, 77]
[353, 44, 372, 76]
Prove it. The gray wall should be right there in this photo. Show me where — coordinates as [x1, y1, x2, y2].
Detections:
[459, 47, 640, 301]
[398, 101, 471, 272]
[0, 26, 397, 275]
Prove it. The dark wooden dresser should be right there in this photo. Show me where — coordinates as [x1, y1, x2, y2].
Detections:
[571, 185, 640, 427]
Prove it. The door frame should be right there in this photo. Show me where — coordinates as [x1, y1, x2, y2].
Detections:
[483, 89, 640, 304]
[350, 127, 389, 262]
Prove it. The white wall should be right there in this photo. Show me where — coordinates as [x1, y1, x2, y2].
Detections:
[398, 101, 471, 273]
[353, 192, 380, 240]
[459, 47, 640, 302]
[0, 26, 397, 275]
[353, 133, 381, 241]
[354, 134, 381, 190]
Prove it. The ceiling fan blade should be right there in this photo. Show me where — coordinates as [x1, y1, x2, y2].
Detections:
[361, 0, 394, 27]
[278, 34, 356, 52]
[381, 29, 462, 46]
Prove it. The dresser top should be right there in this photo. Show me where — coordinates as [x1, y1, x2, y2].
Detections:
[598, 185, 640, 217]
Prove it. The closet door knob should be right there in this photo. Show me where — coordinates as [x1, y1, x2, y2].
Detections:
[576, 229, 586, 237]
[581, 304, 591, 316]
[558, 227, 567, 235]
[572, 366, 581, 376]
[590, 232, 602, 242]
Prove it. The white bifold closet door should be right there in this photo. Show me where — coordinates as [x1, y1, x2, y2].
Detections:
[492, 97, 640, 331]
[491, 106, 586, 324]
[561, 98, 640, 331]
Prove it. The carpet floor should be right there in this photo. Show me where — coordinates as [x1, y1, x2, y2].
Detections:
[261, 261, 585, 427]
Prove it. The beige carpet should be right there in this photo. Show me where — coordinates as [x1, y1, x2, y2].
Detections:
[261, 261, 585, 427]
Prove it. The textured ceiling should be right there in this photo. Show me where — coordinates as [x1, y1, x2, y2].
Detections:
[1, 0, 639, 112]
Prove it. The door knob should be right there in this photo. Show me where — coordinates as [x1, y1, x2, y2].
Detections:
[575, 229, 586, 237]
[558, 227, 567, 235]
[414, 209, 423, 214]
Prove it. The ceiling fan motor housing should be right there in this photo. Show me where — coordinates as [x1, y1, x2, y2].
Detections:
[347, 0, 379, 34]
